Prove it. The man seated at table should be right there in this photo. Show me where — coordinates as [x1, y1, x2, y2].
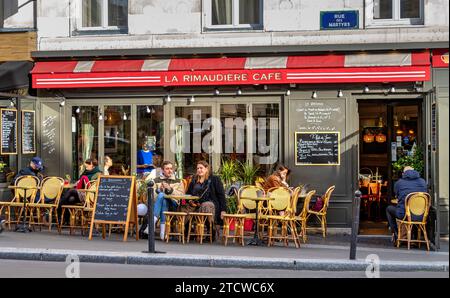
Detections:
[13, 157, 45, 203]
[144, 160, 184, 240]
[386, 166, 427, 243]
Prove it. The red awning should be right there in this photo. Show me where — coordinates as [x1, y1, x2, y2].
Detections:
[31, 51, 431, 89]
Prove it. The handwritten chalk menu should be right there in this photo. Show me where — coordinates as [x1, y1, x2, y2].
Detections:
[1, 109, 18, 155]
[22, 110, 36, 154]
[90, 175, 138, 241]
[294, 100, 345, 131]
[296, 132, 340, 166]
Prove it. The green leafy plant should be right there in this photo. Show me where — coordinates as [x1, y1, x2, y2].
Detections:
[218, 159, 239, 188]
[239, 161, 260, 186]
[393, 146, 424, 177]
[0, 162, 6, 173]
[226, 195, 238, 214]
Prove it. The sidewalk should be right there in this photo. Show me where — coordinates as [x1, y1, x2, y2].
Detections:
[0, 230, 448, 272]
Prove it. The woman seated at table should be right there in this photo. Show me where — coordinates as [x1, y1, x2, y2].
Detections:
[263, 165, 291, 192]
[58, 158, 101, 224]
[184, 160, 226, 241]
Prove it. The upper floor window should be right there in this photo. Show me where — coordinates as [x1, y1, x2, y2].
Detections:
[368, 0, 423, 26]
[204, 0, 263, 30]
[81, 0, 128, 30]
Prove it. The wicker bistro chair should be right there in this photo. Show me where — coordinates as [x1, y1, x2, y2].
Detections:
[306, 185, 335, 238]
[222, 213, 247, 246]
[187, 212, 214, 244]
[293, 190, 316, 243]
[27, 177, 64, 231]
[396, 192, 432, 251]
[163, 211, 188, 243]
[261, 187, 299, 248]
[0, 176, 40, 230]
[59, 181, 97, 236]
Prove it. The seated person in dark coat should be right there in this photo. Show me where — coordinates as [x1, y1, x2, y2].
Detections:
[386, 166, 427, 242]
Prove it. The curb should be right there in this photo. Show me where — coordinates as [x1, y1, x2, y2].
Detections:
[0, 248, 448, 272]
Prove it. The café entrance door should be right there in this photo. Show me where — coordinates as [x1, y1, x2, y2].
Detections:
[358, 99, 424, 235]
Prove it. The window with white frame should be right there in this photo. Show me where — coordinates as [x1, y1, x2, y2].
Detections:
[369, 0, 423, 26]
[80, 0, 128, 30]
[205, 0, 263, 30]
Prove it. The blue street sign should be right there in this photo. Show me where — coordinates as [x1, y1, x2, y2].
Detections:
[320, 10, 359, 30]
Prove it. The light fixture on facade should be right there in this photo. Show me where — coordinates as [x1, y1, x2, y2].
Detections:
[286, 89, 291, 96]
[389, 86, 396, 93]
[9, 99, 15, 107]
[214, 88, 220, 96]
[414, 84, 423, 93]
[146, 106, 151, 114]
[75, 106, 81, 114]
[190, 96, 195, 103]
[263, 85, 268, 91]
[99, 111, 104, 121]
[311, 91, 318, 99]
[59, 99, 65, 107]
[165, 94, 172, 103]
[236, 88, 242, 95]
[123, 113, 128, 121]
[363, 85, 370, 93]
[337, 90, 344, 98]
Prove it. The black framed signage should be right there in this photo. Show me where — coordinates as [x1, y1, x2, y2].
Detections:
[22, 110, 36, 154]
[1, 108, 18, 155]
[295, 132, 340, 166]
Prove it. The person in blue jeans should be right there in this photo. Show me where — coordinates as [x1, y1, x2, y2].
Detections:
[144, 161, 185, 240]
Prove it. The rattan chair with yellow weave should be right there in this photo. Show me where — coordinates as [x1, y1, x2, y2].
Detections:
[293, 190, 316, 243]
[163, 211, 188, 243]
[306, 185, 335, 238]
[0, 175, 39, 230]
[263, 187, 299, 248]
[187, 212, 214, 244]
[396, 192, 431, 251]
[28, 177, 64, 231]
[59, 181, 97, 235]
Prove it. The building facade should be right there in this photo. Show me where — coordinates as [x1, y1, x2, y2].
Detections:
[18, 0, 450, 238]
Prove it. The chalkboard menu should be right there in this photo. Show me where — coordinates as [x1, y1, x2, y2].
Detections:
[22, 110, 36, 154]
[1, 108, 18, 155]
[295, 132, 340, 166]
[93, 176, 135, 223]
[90, 175, 138, 241]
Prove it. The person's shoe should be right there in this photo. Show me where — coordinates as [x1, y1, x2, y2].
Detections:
[0, 219, 6, 234]
[391, 233, 398, 246]
[143, 226, 149, 235]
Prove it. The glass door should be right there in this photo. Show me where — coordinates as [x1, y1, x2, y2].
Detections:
[71, 106, 99, 180]
[103, 105, 132, 176]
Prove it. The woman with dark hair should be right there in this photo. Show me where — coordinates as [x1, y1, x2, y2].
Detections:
[263, 164, 291, 192]
[58, 159, 101, 224]
[185, 161, 226, 240]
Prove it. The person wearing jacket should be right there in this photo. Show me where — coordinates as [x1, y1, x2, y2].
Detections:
[13, 157, 45, 203]
[185, 160, 226, 240]
[386, 166, 427, 242]
[263, 165, 291, 192]
[144, 160, 185, 240]
[58, 159, 102, 224]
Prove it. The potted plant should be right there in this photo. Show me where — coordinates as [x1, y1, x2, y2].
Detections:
[218, 158, 239, 189]
[392, 146, 425, 179]
[239, 161, 260, 186]
[0, 162, 7, 183]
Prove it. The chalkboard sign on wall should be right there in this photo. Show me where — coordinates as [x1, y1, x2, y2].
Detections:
[295, 132, 340, 166]
[22, 110, 36, 154]
[1, 108, 18, 155]
[89, 175, 138, 241]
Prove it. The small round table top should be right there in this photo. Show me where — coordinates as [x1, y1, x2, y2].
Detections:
[240, 196, 275, 202]
[165, 195, 200, 201]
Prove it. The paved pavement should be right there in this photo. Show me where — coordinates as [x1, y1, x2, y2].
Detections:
[0, 260, 447, 278]
[0, 230, 448, 273]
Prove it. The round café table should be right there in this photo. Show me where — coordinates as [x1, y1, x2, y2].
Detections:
[164, 195, 200, 211]
[240, 196, 275, 246]
[8, 185, 39, 233]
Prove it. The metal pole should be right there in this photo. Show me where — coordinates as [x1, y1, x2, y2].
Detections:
[143, 180, 165, 254]
[350, 190, 361, 260]
[147, 180, 155, 253]
[16, 188, 30, 233]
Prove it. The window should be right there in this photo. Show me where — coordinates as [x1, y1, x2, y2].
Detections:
[205, 0, 262, 30]
[80, 0, 128, 31]
[369, 0, 423, 26]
